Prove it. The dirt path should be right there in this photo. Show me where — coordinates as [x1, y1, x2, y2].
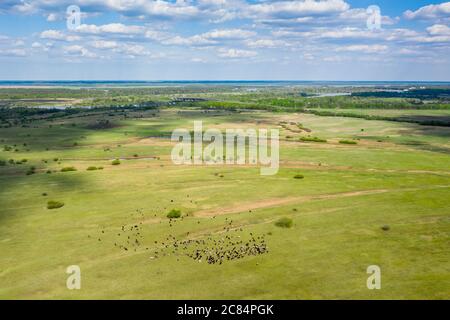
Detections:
[195, 189, 389, 217]
[195, 185, 450, 217]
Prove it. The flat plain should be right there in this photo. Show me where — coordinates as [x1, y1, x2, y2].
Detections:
[0, 86, 449, 299]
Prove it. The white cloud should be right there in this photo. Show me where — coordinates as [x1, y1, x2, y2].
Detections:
[90, 40, 119, 49]
[40, 30, 80, 42]
[272, 27, 378, 40]
[404, 2, 450, 21]
[202, 29, 256, 40]
[335, 44, 388, 53]
[64, 45, 97, 58]
[4, 0, 201, 20]
[1, 0, 448, 68]
[75, 23, 144, 35]
[246, 39, 288, 48]
[13, 40, 25, 47]
[218, 48, 257, 58]
[46, 13, 58, 22]
[427, 24, 450, 36]
[162, 28, 256, 46]
[31, 41, 52, 52]
[396, 48, 421, 56]
[2, 0, 359, 24]
[162, 35, 215, 46]
[31, 42, 43, 49]
[115, 44, 151, 57]
[248, 0, 350, 19]
[0, 48, 27, 57]
[145, 30, 170, 41]
[410, 35, 450, 43]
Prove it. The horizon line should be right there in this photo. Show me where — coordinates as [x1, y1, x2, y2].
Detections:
[1, 80, 450, 83]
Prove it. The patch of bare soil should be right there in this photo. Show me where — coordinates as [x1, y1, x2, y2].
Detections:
[195, 189, 389, 217]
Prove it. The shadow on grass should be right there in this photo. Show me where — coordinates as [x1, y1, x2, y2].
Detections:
[395, 115, 450, 127]
[0, 167, 89, 224]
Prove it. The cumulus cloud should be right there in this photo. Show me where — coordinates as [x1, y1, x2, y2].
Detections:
[1, 0, 363, 24]
[46, 13, 58, 22]
[1, 0, 448, 67]
[272, 27, 379, 40]
[335, 44, 388, 53]
[162, 35, 213, 46]
[64, 45, 97, 58]
[75, 23, 144, 35]
[40, 30, 80, 42]
[162, 28, 256, 46]
[404, 2, 450, 21]
[248, 0, 349, 19]
[86, 41, 161, 59]
[217, 48, 257, 58]
[202, 29, 256, 40]
[115, 44, 152, 57]
[245, 39, 289, 48]
[90, 40, 119, 49]
[3, 0, 201, 20]
[31, 42, 42, 49]
[427, 24, 450, 35]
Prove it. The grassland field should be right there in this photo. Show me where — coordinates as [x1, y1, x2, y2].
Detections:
[0, 90, 449, 299]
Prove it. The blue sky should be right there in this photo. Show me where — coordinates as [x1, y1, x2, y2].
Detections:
[0, 0, 449, 80]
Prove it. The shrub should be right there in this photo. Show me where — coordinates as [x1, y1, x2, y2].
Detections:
[381, 225, 390, 231]
[300, 136, 327, 143]
[97, 166, 104, 170]
[339, 140, 358, 145]
[86, 166, 98, 171]
[294, 174, 304, 179]
[111, 159, 121, 165]
[86, 120, 117, 130]
[167, 209, 182, 219]
[275, 217, 293, 228]
[47, 201, 64, 209]
[0, 160, 6, 166]
[26, 166, 36, 175]
[61, 166, 77, 172]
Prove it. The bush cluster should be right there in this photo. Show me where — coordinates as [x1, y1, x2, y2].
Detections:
[47, 201, 64, 209]
[167, 209, 182, 219]
[61, 166, 77, 172]
[275, 217, 293, 228]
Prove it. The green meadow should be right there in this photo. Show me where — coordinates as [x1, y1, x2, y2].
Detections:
[0, 106, 449, 299]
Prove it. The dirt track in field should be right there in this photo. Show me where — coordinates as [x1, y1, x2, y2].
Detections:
[194, 185, 450, 217]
